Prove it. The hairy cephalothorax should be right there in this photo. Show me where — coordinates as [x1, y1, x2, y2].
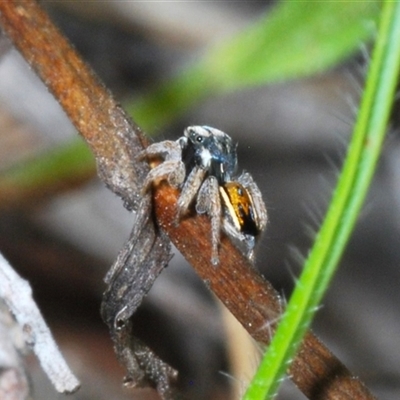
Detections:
[140, 125, 267, 264]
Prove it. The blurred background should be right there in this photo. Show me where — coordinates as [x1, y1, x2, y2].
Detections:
[0, 2, 398, 399]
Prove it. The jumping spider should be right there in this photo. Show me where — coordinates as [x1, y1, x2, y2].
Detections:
[141, 126, 267, 265]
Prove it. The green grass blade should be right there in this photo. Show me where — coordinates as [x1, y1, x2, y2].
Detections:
[244, 2, 400, 399]
[208, 2, 378, 89]
[131, 2, 379, 131]
[0, 138, 94, 196]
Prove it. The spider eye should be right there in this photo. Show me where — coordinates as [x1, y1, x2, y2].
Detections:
[196, 135, 203, 143]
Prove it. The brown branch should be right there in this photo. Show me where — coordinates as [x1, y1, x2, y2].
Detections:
[0, 1, 376, 399]
[153, 186, 375, 400]
[0, 0, 148, 210]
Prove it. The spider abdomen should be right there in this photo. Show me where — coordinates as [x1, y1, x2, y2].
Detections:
[220, 182, 259, 236]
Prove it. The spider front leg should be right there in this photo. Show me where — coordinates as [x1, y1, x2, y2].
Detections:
[196, 176, 221, 265]
[176, 166, 207, 220]
[139, 140, 186, 192]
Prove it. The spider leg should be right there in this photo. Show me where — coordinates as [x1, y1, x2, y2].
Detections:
[222, 218, 256, 262]
[142, 160, 186, 193]
[237, 172, 267, 232]
[197, 176, 221, 265]
[176, 166, 207, 219]
[139, 140, 186, 192]
[138, 140, 182, 162]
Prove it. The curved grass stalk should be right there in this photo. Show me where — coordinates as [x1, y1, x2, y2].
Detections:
[244, 2, 400, 399]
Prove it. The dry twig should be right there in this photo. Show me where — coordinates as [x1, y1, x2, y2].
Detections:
[0, 252, 80, 394]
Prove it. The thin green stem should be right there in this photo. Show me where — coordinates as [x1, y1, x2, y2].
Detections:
[0, 139, 94, 191]
[244, 2, 400, 399]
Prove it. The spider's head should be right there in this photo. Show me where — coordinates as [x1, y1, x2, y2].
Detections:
[183, 126, 238, 182]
